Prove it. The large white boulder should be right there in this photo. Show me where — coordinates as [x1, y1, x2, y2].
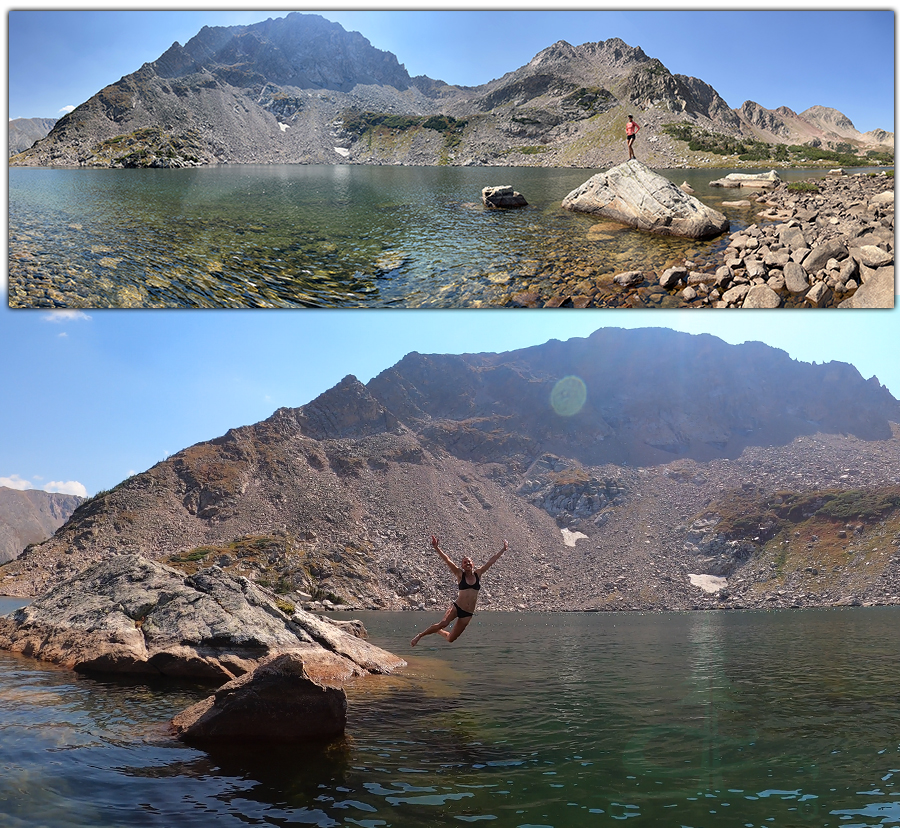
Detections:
[562, 160, 729, 239]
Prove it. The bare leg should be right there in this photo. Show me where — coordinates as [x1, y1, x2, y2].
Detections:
[443, 616, 472, 642]
[411, 605, 456, 646]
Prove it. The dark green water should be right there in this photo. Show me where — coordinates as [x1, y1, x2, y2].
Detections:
[1, 601, 897, 827]
[7, 165, 854, 309]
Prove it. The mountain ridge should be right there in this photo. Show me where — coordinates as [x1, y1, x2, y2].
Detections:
[11, 14, 892, 169]
[2, 328, 898, 613]
[0, 487, 84, 564]
[8, 117, 58, 156]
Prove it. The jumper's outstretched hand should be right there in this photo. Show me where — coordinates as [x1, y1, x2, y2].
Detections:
[431, 535, 439, 550]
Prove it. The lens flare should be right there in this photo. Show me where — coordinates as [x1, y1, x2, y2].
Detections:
[550, 375, 587, 417]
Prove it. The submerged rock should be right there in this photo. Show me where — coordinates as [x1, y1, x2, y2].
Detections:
[562, 160, 729, 239]
[0, 554, 405, 682]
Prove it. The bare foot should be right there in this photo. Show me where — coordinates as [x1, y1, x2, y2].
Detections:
[410, 634, 421, 647]
[438, 629, 451, 640]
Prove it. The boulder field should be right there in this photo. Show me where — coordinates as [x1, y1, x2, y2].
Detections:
[665, 171, 894, 308]
[512, 169, 893, 309]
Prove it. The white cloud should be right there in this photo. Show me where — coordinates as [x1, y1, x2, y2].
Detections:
[59, 105, 76, 114]
[58, 332, 68, 338]
[42, 310, 91, 323]
[42, 480, 89, 497]
[1, 475, 88, 497]
[0, 475, 33, 491]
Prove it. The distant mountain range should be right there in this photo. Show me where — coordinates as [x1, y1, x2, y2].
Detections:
[0, 487, 83, 564]
[10, 13, 893, 169]
[8, 117, 57, 156]
[2, 328, 899, 612]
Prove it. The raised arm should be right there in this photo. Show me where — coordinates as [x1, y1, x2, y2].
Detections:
[431, 535, 461, 578]
[477, 539, 509, 575]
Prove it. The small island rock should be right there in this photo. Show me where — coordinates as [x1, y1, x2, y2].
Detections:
[482, 185, 528, 209]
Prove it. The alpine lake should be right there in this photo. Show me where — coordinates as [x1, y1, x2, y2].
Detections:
[1, 597, 898, 827]
[6, 165, 873, 309]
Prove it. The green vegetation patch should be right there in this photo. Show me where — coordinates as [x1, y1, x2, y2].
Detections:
[562, 86, 616, 113]
[817, 488, 900, 521]
[660, 121, 765, 158]
[169, 547, 215, 564]
[661, 121, 894, 166]
[274, 597, 296, 614]
[703, 485, 900, 543]
[787, 181, 820, 193]
[165, 532, 374, 606]
[343, 111, 421, 135]
[91, 126, 203, 168]
[512, 146, 551, 155]
[342, 110, 467, 152]
[422, 114, 467, 133]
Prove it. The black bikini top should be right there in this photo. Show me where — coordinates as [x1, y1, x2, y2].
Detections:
[459, 571, 480, 591]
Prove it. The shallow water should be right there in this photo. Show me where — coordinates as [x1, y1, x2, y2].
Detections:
[1, 600, 897, 827]
[8, 165, 861, 309]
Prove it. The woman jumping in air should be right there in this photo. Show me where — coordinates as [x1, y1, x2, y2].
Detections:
[410, 535, 509, 646]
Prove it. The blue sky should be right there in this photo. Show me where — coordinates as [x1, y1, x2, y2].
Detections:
[2, 306, 899, 499]
[6, 8, 895, 133]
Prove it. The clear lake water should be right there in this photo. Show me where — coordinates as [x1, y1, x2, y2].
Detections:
[1, 598, 898, 827]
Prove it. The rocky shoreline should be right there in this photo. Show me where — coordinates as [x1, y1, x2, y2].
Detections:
[506, 169, 894, 309]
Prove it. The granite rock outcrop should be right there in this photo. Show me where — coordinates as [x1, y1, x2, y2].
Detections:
[171, 652, 349, 743]
[0, 554, 405, 682]
[561, 160, 729, 238]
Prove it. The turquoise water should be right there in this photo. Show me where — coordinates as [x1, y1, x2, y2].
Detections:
[1, 600, 897, 826]
[8, 165, 861, 309]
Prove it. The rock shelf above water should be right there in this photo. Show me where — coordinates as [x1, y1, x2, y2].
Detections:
[0, 554, 406, 683]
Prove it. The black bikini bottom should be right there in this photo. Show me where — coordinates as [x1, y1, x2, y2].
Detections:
[453, 601, 474, 619]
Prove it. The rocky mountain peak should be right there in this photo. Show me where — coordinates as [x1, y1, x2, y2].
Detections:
[801, 104, 856, 133]
[296, 374, 403, 440]
[528, 39, 578, 67]
[740, 100, 795, 138]
[160, 12, 413, 92]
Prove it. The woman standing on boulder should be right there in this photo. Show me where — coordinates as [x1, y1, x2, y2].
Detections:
[626, 114, 641, 159]
[410, 535, 508, 646]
